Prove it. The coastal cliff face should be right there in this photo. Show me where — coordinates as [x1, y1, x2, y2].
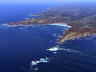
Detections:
[58, 22, 96, 44]
[8, 4, 96, 43]
[58, 30, 96, 44]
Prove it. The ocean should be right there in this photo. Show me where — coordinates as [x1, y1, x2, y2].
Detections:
[0, 4, 57, 23]
[0, 4, 96, 72]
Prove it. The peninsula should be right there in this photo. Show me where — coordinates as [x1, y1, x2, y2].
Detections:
[8, 4, 96, 44]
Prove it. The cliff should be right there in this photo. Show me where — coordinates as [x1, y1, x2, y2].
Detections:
[58, 28, 96, 44]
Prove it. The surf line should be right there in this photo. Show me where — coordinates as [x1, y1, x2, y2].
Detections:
[48, 23, 72, 44]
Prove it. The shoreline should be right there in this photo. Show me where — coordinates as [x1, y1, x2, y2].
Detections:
[3, 21, 96, 44]
[6, 22, 96, 44]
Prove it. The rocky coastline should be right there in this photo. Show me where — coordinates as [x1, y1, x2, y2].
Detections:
[7, 6, 96, 44]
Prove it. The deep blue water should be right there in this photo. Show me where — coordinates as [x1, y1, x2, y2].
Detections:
[0, 4, 96, 72]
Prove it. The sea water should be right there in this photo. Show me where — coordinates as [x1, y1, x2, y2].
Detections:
[0, 4, 96, 72]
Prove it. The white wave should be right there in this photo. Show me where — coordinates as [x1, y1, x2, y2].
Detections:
[30, 57, 49, 71]
[47, 46, 81, 54]
[31, 57, 49, 66]
[0, 24, 34, 27]
[48, 23, 72, 28]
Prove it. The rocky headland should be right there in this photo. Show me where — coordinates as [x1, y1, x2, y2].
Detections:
[7, 4, 96, 43]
